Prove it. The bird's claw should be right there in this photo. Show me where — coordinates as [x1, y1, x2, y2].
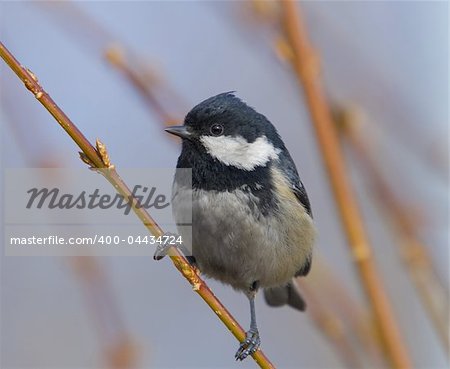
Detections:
[235, 328, 260, 361]
[153, 232, 178, 260]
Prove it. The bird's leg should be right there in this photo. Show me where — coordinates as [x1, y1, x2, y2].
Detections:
[235, 281, 261, 361]
[153, 232, 196, 267]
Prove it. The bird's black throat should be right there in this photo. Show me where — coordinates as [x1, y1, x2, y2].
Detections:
[175, 140, 277, 216]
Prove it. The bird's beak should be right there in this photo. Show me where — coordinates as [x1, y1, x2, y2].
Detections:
[165, 125, 192, 140]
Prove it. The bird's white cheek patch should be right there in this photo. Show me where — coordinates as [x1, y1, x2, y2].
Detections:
[200, 135, 280, 170]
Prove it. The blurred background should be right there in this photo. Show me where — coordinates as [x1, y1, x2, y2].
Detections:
[0, 1, 448, 369]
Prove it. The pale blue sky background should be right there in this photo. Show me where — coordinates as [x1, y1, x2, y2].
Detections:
[0, 1, 448, 369]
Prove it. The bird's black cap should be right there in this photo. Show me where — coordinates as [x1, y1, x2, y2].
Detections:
[181, 92, 283, 147]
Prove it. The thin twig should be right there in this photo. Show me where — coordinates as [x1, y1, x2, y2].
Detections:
[37, 2, 186, 127]
[279, 2, 412, 368]
[104, 45, 182, 125]
[0, 41, 275, 369]
[336, 106, 449, 352]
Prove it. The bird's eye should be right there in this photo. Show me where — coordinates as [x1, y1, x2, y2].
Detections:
[210, 124, 224, 136]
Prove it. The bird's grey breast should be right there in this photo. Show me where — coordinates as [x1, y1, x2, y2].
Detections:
[172, 167, 315, 291]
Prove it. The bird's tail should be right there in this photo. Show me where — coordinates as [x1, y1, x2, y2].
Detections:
[263, 280, 306, 311]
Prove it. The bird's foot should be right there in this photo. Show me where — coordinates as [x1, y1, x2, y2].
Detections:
[153, 232, 179, 260]
[153, 233, 197, 269]
[235, 328, 260, 361]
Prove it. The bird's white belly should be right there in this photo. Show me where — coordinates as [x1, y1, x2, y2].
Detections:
[173, 185, 315, 291]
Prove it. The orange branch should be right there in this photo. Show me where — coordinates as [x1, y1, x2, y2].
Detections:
[279, 2, 412, 368]
[337, 107, 450, 352]
[0, 41, 275, 369]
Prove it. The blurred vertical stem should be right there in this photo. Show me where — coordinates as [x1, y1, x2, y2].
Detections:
[279, 2, 412, 368]
[104, 46, 179, 125]
[337, 107, 449, 352]
[0, 41, 275, 369]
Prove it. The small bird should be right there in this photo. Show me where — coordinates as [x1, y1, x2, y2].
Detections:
[155, 92, 315, 361]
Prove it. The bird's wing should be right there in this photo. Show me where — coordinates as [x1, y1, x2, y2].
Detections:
[292, 182, 312, 218]
[277, 150, 313, 277]
[278, 150, 313, 218]
[295, 255, 312, 276]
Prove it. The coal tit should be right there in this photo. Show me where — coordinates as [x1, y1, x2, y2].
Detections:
[157, 92, 315, 361]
